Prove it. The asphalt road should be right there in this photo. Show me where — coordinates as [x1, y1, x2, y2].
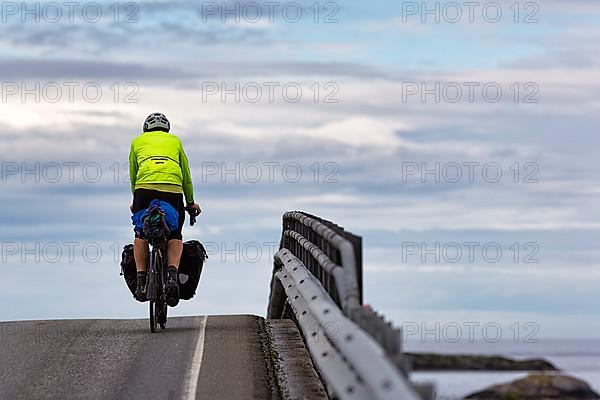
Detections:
[0, 315, 279, 400]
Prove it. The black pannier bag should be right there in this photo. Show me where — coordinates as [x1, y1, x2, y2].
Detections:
[120, 244, 137, 296]
[120, 241, 207, 300]
[178, 240, 208, 300]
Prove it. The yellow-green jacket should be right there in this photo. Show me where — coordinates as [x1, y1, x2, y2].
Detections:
[129, 130, 194, 204]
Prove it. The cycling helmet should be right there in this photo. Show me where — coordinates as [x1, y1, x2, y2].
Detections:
[143, 112, 170, 132]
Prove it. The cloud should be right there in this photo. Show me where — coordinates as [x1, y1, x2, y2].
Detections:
[0, 0, 599, 337]
[0, 58, 194, 81]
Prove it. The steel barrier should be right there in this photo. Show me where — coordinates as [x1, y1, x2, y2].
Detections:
[268, 211, 430, 400]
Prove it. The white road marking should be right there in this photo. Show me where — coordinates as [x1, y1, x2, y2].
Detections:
[185, 315, 208, 400]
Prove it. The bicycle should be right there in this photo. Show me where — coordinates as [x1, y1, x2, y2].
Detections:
[144, 204, 199, 333]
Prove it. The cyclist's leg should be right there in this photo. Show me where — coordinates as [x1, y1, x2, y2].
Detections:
[134, 238, 149, 272]
[133, 237, 150, 301]
[132, 188, 159, 272]
[164, 191, 186, 269]
[165, 239, 182, 306]
[167, 239, 183, 268]
[165, 232, 184, 305]
[131, 189, 155, 301]
[164, 193, 185, 306]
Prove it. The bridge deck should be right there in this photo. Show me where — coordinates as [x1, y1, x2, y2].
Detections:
[0, 316, 326, 400]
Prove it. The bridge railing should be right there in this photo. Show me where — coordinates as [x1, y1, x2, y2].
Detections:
[268, 211, 429, 400]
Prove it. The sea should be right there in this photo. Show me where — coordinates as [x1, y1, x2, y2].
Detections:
[405, 339, 600, 400]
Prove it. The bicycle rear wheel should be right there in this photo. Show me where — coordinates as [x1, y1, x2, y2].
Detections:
[149, 301, 158, 333]
[149, 249, 168, 332]
[158, 301, 167, 329]
[148, 249, 159, 333]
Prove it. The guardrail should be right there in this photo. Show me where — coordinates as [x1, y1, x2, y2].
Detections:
[268, 211, 429, 400]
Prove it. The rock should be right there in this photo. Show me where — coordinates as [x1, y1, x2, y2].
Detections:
[406, 353, 557, 371]
[465, 374, 600, 400]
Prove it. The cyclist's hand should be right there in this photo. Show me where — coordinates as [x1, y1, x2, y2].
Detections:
[186, 203, 201, 227]
[188, 203, 201, 216]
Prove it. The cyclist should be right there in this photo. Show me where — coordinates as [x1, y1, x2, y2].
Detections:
[129, 113, 201, 306]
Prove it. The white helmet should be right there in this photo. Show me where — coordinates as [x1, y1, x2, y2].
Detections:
[143, 112, 170, 132]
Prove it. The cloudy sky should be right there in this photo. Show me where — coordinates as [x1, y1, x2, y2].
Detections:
[0, 0, 598, 339]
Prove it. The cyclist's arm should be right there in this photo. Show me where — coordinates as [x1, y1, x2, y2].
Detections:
[179, 139, 194, 204]
[129, 142, 138, 194]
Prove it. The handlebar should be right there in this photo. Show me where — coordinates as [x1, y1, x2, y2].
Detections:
[185, 205, 201, 227]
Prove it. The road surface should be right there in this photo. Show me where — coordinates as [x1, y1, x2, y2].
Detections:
[0, 315, 326, 400]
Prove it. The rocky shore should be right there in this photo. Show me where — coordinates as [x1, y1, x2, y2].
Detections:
[465, 374, 600, 400]
[406, 352, 558, 371]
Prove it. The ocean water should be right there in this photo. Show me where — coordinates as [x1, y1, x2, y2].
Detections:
[405, 339, 600, 399]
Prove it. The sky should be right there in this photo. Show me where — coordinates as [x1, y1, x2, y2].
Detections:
[0, 0, 599, 340]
